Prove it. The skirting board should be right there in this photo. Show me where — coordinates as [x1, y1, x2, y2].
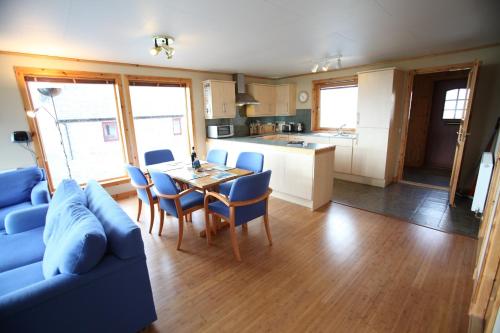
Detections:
[334, 173, 388, 188]
[271, 191, 313, 209]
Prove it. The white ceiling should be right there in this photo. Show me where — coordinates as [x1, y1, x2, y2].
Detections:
[0, 0, 499, 78]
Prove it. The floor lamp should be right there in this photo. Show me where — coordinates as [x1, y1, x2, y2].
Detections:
[27, 87, 73, 179]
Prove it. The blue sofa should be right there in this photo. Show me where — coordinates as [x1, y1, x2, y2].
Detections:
[0, 166, 50, 234]
[0, 179, 157, 332]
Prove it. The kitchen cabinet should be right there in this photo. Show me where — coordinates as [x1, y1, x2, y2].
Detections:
[352, 128, 389, 179]
[357, 69, 396, 128]
[275, 84, 296, 116]
[203, 80, 236, 119]
[246, 83, 296, 117]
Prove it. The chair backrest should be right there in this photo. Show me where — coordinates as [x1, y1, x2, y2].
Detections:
[235, 152, 264, 173]
[125, 165, 148, 187]
[229, 170, 271, 202]
[149, 171, 179, 196]
[207, 149, 228, 165]
[144, 149, 174, 166]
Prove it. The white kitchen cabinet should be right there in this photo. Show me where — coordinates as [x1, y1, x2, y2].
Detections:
[352, 128, 389, 179]
[333, 146, 352, 174]
[357, 68, 398, 129]
[203, 80, 236, 119]
[247, 83, 296, 117]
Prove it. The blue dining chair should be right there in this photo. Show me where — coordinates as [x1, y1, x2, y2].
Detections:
[204, 170, 272, 261]
[206, 149, 228, 165]
[149, 170, 205, 249]
[218, 152, 264, 196]
[144, 149, 175, 166]
[125, 164, 158, 234]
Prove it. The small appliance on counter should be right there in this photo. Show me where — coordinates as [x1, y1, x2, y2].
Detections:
[296, 122, 305, 133]
[281, 123, 292, 132]
[207, 124, 234, 138]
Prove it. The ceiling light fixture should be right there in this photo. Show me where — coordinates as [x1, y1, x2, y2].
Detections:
[150, 35, 175, 59]
[311, 54, 342, 73]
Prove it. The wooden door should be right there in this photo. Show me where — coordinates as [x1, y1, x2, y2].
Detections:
[449, 61, 480, 206]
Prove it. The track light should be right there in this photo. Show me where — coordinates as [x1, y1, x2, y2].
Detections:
[311, 54, 342, 73]
[311, 64, 319, 73]
[150, 35, 175, 59]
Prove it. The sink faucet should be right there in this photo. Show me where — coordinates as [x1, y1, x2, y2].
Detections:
[337, 124, 347, 135]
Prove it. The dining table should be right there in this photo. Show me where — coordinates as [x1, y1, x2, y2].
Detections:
[144, 160, 253, 237]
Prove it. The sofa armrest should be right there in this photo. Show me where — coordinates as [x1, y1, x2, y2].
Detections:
[0, 256, 157, 333]
[31, 180, 50, 205]
[4, 204, 48, 234]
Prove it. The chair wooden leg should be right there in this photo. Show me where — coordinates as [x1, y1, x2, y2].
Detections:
[229, 222, 241, 261]
[136, 198, 143, 222]
[158, 209, 165, 236]
[242, 223, 248, 232]
[204, 210, 212, 245]
[148, 202, 155, 234]
[264, 212, 272, 246]
[177, 216, 184, 250]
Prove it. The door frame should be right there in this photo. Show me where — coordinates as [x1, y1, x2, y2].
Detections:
[396, 61, 480, 205]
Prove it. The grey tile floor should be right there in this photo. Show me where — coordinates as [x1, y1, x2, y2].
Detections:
[332, 179, 479, 238]
[402, 167, 451, 187]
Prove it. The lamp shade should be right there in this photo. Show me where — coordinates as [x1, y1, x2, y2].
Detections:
[37, 88, 62, 97]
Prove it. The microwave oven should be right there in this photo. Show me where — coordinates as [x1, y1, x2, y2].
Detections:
[207, 125, 234, 138]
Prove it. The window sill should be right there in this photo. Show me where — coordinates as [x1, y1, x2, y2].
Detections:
[79, 176, 131, 189]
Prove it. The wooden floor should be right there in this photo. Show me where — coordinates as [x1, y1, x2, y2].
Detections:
[118, 196, 476, 333]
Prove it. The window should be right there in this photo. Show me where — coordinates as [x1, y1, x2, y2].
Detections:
[127, 78, 192, 167]
[443, 88, 468, 120]
[24, 74, 127, 186]
[314, 77, 358, 130]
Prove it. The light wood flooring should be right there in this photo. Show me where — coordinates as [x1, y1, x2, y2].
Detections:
[118, 196, 476, 333]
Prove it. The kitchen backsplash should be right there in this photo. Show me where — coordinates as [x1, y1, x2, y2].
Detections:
[205, 107, 312, 137]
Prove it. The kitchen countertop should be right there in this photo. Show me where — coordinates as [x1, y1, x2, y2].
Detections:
[207, 134, 336, 153]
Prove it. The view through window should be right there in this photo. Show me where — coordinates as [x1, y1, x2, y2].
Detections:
[443, 88, 468, 120]
[129, 82, 191, 167]
[26, 78, 126, 186]
[319, 85, 358, 129]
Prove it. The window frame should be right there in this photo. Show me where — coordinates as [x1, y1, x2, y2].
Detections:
[442, 88, 467, 123]
[123, 75, 196, 166]
[15, 67, 132, 191]
[312, 75, 358, 131]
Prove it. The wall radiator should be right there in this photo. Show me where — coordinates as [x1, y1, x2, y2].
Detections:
[472, 152, 494, 214]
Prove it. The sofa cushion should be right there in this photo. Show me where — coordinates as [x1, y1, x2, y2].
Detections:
[0, 261, 44, 297]
[43, 202, 107, 279]
[85, 180, 144, 259]
[0, 202, 32, 231]
[0, 227, 45, 273]
[0, 167, 44, 208]
[44, 180, 87, 244]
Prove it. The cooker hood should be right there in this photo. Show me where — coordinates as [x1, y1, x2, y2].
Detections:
[234, 73, 259, 106]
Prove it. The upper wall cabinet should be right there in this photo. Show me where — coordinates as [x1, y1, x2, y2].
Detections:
[246, 83, 296, 117]
[203, 80, 236, 119]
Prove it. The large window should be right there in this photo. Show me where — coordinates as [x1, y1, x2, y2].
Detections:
[25, 75, 127, 186]
[128, 78, 192, 167]
[443, 88, 468, 120]
[314, 77, 358, 130]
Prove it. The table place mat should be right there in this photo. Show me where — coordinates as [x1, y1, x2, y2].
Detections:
[211, 172, 234, 180]
[212, 165, 235, 171]
[169, 169, 209, 181]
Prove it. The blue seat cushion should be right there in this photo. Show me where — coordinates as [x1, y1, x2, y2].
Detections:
[0, 261, 44, 297]
[0, 227, 45, 273]
[0, 167, 44, 208]
[43, 202, 107, 278]
[208, 201, 266, 226]
[218, 181, 233, 196]
[85, 180, 144, 260]
[44, 180, 87, 244]
[158, 191, 204, 217]
[0, 202, 32, 231]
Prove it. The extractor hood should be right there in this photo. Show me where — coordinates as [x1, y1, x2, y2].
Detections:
[234, 73, 259, 106]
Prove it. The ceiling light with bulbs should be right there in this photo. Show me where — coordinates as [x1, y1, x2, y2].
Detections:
[150, 35, 175, 59]
[311, 55, 342, 73]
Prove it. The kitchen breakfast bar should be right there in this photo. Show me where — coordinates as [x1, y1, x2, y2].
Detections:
[206, 135, 335, 210]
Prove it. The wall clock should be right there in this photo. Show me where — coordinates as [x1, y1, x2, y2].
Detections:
[298, 91, 309, 103]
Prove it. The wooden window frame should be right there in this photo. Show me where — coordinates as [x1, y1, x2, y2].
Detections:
[311, 75, 358, 131]
[123, 75, 196, 166]
[14, 67, 133, 191]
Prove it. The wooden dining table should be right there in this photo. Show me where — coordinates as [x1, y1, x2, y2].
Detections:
[145, 160, 253, 237]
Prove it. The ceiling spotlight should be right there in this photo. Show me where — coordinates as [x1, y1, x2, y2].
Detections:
[311, 64, 319, 73]
[150, 35, 175, 59]
[321, 62, 330, 72]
